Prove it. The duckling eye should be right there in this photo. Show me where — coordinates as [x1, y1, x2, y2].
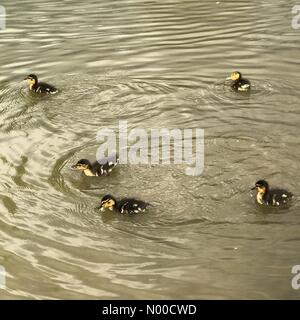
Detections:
[102, 200, 112, 208]
[231, 72, 239, 80]
[257, 186, 265, 192]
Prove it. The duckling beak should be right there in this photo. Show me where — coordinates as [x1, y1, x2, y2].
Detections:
[24, 76, 30, 80]
[251, 186, 256, 190]
[226, 76, 232, 81]
[70, 164, 78, 170]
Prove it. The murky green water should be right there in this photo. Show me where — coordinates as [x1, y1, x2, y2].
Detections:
[0, 0, 300, 299]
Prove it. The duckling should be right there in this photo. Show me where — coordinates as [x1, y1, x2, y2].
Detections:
[226, 71, 251, 92]
[98, 194, 150, 214]
[251, 179, 293, 206]
[71, 154, 119, 177]
[24, 74, 58, 94]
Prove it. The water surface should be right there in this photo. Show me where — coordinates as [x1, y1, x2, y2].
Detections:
[0, 0, 299, 299]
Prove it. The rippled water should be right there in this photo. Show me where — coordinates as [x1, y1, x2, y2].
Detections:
[0, 0, 300, 299]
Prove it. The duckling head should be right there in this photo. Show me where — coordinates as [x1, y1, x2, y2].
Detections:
[251, 179, 269, 195]
[99, 194, 117, 212]
[227, 71, 241, 82]
[71, 159, 92, 172]
[24, 74, 38, 88]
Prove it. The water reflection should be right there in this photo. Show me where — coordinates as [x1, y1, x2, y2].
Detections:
[0, 0, 299, 299]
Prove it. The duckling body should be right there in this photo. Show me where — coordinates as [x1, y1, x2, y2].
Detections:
[227, 71, 251, 92]
[71, 154, 119, 177]
[99, 194, 149, 214]
[24, 74, 58, 94]
[252, 180, 293, 206]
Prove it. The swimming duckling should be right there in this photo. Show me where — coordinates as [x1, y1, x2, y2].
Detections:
[251, 179, 293, 206]
[226, 71, 251, 92]
[98, 194, 150, 214]
[24, 74, 58, 94]
[71, 154, 119, 177]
